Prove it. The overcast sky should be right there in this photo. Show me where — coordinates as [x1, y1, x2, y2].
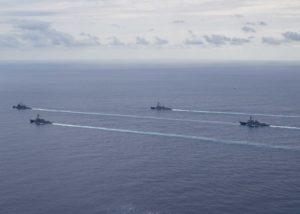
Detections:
[0, 0, 299, 61]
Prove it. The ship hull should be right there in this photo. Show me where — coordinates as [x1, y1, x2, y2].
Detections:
[240, 121, 270, 127]
[13, 106, 31, 110]
[150, 107, 172, 110]
[30, 119, 52, 125]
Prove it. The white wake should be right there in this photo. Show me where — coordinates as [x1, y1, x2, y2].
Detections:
[172, 109, 300, 118]
[52, 123, 299, 151]
[32, 108, 237, 126]
[270, 125, 300, 130]
[33, 108, 300, 131]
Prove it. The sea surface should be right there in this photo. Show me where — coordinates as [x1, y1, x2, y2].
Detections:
[0, 62, 299, 214]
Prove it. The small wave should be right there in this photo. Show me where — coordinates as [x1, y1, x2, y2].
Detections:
[172, 109, 300, 118]
[52, 123, 299, 151]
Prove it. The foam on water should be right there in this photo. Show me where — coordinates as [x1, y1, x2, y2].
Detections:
[53, 123, 299, 151]
[32, 108, 237, 125]
[172, 109, 300, 118]
[270, 125, 300, 130]
[33, 108, 300, 131]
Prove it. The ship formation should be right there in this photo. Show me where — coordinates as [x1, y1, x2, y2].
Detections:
[12, 102, 271, 128]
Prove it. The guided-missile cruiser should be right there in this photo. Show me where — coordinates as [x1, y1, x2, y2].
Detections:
[30, 114, 52, 125]
[150, 102, 172, 111]
[13, 103, 31, 110]
[240, 116, 270, 128]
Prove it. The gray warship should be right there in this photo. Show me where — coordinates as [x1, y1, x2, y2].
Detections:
[240, 116, 270, 128]
[30, 114, 52, 125]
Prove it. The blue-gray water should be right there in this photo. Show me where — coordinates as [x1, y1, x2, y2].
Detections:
[0, 62, 300, 214]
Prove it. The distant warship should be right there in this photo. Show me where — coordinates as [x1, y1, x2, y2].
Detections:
[13, 103, 31, 110]
[150, 102, 172, 111]
[30, 114, 52, 125]
[240, 116, 270, 127]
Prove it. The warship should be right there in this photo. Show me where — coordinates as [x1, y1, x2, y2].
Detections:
[240, 116, 270, 127]
[30, 114, 52, 125]
[150, 102, 172, 111]
[13, 103, 31, 110]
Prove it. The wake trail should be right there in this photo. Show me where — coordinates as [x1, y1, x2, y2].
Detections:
[32, 108, 237, 126]
[52, 123, 299, 151]
[172, 109, 300, 118]
[270, 125, 300, 130]
[33, 108, 300, 130]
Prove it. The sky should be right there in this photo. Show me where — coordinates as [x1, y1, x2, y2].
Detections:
[0, 0, 300, 61]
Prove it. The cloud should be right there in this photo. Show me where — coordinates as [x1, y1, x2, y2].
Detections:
[13, 20, 78, 47]
[2, 10, 58, 17]
[0, 19, 100, 48]
[262, 37, 283, 45]
[232, 14, 244, 18]
[154, 36, 168, 45]
[110, 24, 121, 28]
[134, 36, 168, 46]
[0, 34, 21, 47]
[262, 31, 300, 45]
[80, 32, 101, 45]
[242, 26, 256, 33]
[172, 20, 185, 24]
[108, 36, 124, 46]
[185, 31, 203, 45]
[204, 34, 251, 46]
[13, 19, 50, 31]
[259, 21, 267, 26]
[282, 31, 300, 42]
[135, 36, 149, 45]
[245, 21, 267, 27]
[185, 38, 203, 45]
[245, 22, 256, 26]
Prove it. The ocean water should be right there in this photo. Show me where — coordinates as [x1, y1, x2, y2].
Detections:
[0, 62, 299, 214]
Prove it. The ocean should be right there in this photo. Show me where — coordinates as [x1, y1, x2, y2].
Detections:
[0, 62, 299, 214]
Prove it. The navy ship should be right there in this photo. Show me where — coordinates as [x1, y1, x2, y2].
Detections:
[240, 116, 270, 127]
[13, 103, 31, 110]
[150, 102, 172, 111]
[30, 114, 52, 125]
